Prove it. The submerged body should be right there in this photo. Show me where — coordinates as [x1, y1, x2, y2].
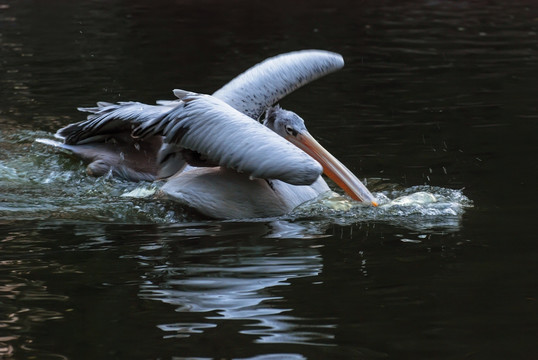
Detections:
[162, 166, 330, 219]
[37, 50, 376, 219]
[38, 134, 162, 181]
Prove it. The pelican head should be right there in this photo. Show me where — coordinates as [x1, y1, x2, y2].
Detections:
[264, 106, 378, 206]
[264, 105, 307, 137]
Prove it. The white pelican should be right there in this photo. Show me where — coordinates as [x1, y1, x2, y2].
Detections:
[37, 50, 377, 219]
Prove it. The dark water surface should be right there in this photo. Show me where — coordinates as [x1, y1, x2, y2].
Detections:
[1, 1, 537, 359]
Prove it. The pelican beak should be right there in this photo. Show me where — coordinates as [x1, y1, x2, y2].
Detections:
[288, 131, 378, 206]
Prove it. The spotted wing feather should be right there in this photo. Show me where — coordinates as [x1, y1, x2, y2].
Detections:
[212, 49, 344, 120]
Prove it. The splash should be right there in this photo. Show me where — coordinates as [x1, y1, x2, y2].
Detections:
[2, 130, 472, 230]
[292, 185, 473, 231]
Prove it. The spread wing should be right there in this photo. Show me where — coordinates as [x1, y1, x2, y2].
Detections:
[213, 49, 344, 120]
[57, 50, 344, 144]
[133, 92, 323, 185]
[46, 50, 343, 181]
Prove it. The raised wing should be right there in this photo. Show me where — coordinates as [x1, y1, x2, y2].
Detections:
[45, 50, 343, 181]
[58, 50, 343, 145]
[212, 49, 344, 120]
[133, 92, 323, 185]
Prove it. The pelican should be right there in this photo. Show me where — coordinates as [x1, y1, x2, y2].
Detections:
[37, 50, 377, 219]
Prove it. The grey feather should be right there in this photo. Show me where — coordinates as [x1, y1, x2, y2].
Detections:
[59, 101, 177, 144]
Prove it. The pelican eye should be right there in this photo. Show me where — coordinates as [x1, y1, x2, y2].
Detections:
[285, 126, 298, 137]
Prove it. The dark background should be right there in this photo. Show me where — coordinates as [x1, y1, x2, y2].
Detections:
[1, 1, 537, 359]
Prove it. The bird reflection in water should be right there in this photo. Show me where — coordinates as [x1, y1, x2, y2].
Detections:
[138, 221, 335, 345]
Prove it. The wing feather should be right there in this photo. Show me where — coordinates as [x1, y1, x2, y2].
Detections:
[58, 101, 178, 144]
[212, 49, 344, 120]
[57, 50, 343, 145]
[48, 50, 343, 182]
[133, 92, 323, 185]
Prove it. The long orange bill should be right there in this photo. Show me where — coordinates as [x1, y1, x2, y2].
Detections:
[289, 131, 378, 206]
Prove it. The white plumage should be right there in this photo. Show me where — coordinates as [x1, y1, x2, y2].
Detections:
[133, 92, 323, 185]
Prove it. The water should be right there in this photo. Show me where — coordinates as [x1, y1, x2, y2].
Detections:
[1, 0, 537, 359]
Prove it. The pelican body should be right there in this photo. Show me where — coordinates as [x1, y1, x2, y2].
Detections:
[37, 50, 377, 219]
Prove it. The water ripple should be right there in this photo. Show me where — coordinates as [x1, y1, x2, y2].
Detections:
[0, 130, 473, 233]
[139, 243, 327, 345]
